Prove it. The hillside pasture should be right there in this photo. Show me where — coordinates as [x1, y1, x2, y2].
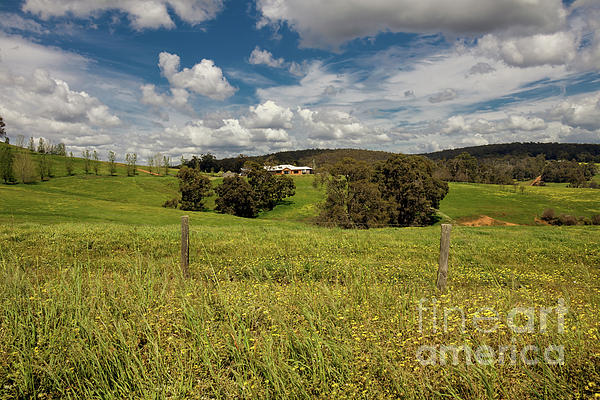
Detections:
[0, 171, 599, 398]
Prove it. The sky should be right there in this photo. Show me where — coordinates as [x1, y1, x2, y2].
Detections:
[0, 0, 599, 159]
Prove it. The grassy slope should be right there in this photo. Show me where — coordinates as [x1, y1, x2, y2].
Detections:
[2, 173, 600, 226]
[1, 171, 600, 398]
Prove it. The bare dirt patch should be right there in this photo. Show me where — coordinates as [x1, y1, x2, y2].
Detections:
[459, 215, 518, 226]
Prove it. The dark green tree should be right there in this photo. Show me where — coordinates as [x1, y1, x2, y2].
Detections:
[215, 176, 258, 218]
[316, 159, 387, 228]
[0, 116, 5, 141]
[177, 167, 212, 211]
[376, 155, 448, 226]
[0, 145, 16, 183]
[245, 162, 295, 210]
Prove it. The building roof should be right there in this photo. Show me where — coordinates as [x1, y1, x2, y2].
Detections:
[265, 164, 313, 171]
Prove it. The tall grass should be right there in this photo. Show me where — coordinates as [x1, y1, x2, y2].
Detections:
[1, 222, 599, 398]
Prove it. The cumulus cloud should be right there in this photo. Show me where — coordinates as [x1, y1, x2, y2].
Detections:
[168, 119, 253, 149]
[296, 107, 370, 141]
[249, 47, 284, 68]
[242, 100, 293, 129]
[548, 93, 600, 131]
[248, 46, 307, 76]
[158, 51, 236, 100]
[163, 102, 296, 153]
[443, 114, 547, 136]
[476, 31, 578, 67]
[22, 0, 224, 30]
[1, 68, 120, 127]
[140, 83, 191, 114]
[256, 0, 566, 49]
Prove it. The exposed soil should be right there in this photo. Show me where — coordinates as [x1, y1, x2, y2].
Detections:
[136, 168, 161, 176]
[530, 175, 543, 186]
[459, 215, 518, 226]
[534, 217, 550, 225]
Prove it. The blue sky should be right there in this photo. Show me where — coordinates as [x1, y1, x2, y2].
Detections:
[0, 0, 599, 159]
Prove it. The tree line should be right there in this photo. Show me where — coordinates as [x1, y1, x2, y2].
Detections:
[433, 152, 597, 187]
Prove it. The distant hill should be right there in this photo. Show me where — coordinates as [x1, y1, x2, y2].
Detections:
[215, 148, 397, 171]
[423, 142, 600, 161]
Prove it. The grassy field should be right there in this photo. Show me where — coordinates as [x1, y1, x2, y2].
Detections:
[1, 171, 600, 398]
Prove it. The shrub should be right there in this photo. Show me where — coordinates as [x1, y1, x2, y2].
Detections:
[592, 214, 600, 225]
[541, 208, 556, 221]
[162, 198, 179, 208]
[558, 214, 577, 226]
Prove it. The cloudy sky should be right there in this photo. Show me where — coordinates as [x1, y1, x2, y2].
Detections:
[0, 0, 599, 159]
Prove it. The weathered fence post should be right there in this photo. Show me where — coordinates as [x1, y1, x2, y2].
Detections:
[181, 215, 190, 278]
[436, 224, 451, 291]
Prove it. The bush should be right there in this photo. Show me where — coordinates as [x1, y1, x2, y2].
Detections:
[541, 208, 556, 221]
[558, 214, 577, 226]
[162, 198, 179, 208]
[177, 167, 212, 211]
[592, 214, 600, 225]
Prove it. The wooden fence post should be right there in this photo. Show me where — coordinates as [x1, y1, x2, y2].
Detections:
[436, 224, 451, 291]
[181, 215, 190, 278]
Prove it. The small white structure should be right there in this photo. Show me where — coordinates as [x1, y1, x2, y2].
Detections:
[265, 165, 313, 175]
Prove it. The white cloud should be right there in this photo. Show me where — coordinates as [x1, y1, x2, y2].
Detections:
[476, 32, 578, 67]
[248, 46, 308, 76]
[548, 93, 600, 131]
[158, 51, 236, 100]
[296, 107, 369, 141]
[242, 100, 293, 129]
[1, 68, 120, 127]
[22, 0, 224, 30]
[140, 83, 192, 114]
[0, 33, 89, 83]
[249, 47, 284, 68]
[0, 12, 48, 34]
[169, 119, 253, 149]
[256, 0, 567, 49]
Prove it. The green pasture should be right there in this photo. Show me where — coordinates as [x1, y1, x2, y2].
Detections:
[0, 162, 599, 398]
